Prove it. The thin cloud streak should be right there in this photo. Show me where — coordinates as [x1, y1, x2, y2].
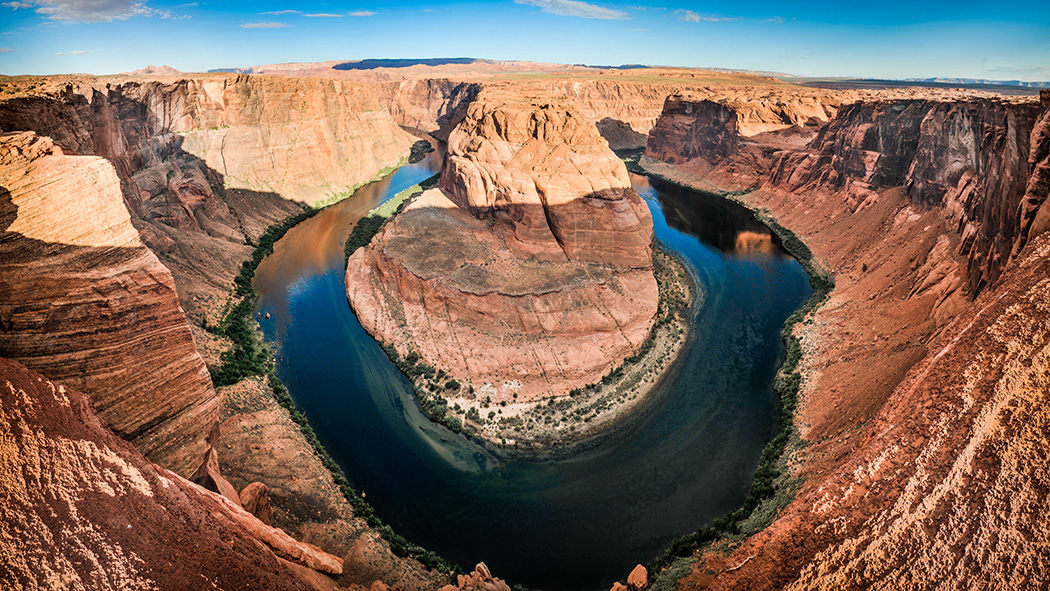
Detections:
[514, 0, 628, 20]
[675, 9, 736, 22]
[240, 21, 290, 28]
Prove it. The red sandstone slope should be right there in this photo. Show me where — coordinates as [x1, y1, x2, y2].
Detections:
[0, 356, 345, 591]
[643, 88, 1050, 589]
[0, 131, 216, 473]
[347, 97, 658, 402]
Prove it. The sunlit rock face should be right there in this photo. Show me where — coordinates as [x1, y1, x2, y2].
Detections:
[0, 131, 217, 472]
[348, 98, 658, 401]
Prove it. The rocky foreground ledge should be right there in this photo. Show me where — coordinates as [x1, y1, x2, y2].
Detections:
[347, 97, 693, 446]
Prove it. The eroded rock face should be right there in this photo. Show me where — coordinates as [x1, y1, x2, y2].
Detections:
[1013, 89, 1050, 260]
[349, 99, 658, 400]
[440, 100, 654, 267]
[0, 76, 415, 322]
[645, 96, 740, 165]
[769, 97, 1040, 293]
[0, 356, 336, 590]
[0, 131, 217, 472]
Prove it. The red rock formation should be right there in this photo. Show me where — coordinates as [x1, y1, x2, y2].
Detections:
[241, 481, 275, 526]
[189, 425, 242, 504]
[0, 356, 341, 589]
[645, 96, 740, 165]
[1013, 89, 1050, 259]
[0, 131, 217, 472]
[0, 75, 416, 321]
[644, 85, 1050, 591]
[348, 98, 658, 400]
[440, 99, 654, 267]
[438, 562, 511, 591]
[768, 97, 1039, 293]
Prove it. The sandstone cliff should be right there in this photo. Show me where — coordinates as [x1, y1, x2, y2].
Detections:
[768, 97, 1039, 293]
[348, 98, 658, 402]
[0, 75, 416, 321]
[642, 85, 1050, 590]
[0, 356, 343, 590]
[645, 97, 741, 165]
[0, 131, 216, 472]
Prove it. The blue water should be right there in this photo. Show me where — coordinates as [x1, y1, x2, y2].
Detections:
[253, 154, 812, 591]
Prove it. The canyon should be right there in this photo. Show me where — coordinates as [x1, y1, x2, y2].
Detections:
[1, 62, 1048, 591]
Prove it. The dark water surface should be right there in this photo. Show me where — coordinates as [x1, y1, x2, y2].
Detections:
[253, 155, 812, 590]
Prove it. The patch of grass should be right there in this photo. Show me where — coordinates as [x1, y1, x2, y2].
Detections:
[344, 174, 439, 260]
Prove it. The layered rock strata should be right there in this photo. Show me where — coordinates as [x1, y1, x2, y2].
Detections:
[643, 86, 1050, 590]
[0, 131, 216, 471]
[0, 75, 416, 321]
[769, 97, 1040, 293]
[0, 356, 341, 590]
[348, 99, 658, 401]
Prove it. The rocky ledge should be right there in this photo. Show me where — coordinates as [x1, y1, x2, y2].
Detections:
[347, 98, 680, 443]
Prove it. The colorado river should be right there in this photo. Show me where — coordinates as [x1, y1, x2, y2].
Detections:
[252, 151, 812, 590]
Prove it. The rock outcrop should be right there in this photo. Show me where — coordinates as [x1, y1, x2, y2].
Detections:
[0, 75, 416, 322]
[0, 356, 341, 590]
[645, 97, 740, 165]
[0, 131, 217, 472]
[644, 83, 1050, 591]
[768, 97, 1040, 293]
[438, 563, 511, 591]
[348, 99, 658, 400]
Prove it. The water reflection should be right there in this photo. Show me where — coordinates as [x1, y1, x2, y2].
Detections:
[647, 178, 787, 258]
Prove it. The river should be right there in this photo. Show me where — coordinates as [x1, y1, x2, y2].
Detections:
[252, 151, 812, 590]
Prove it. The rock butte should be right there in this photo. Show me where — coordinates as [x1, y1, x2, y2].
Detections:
[348, 97, 658, 401]
[1, 63, 1049, 590]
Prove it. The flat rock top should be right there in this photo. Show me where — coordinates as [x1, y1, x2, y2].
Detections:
[384, 188, 613, 295]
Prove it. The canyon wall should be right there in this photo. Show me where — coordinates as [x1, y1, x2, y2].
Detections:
[0, 131, 217, 474]
[347, 98, 658, 401]
[0, 76, 416, 319]
[645, 97, 740, 165]
[382, 78, 482, 139]
[769, 97, 1039, 293]
[644, 85, 1050, 589]
[0, 356, 342, 591]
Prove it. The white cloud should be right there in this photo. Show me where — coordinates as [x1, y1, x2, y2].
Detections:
[763, 17, 784, 23]
[350, 10, 374, 16]
[514, 0, 628, 20]
[240, 21, 290, 28]
[304, 12, 341, 17]
[0, 47, 14, 52]
[675, 9, 735, 22]
[259, 9, 299, 15]
[5, 0, 187, 22]
[56, 48, 97, 54]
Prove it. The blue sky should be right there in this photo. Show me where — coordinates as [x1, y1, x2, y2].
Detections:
[0, 0, 1047, 80]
